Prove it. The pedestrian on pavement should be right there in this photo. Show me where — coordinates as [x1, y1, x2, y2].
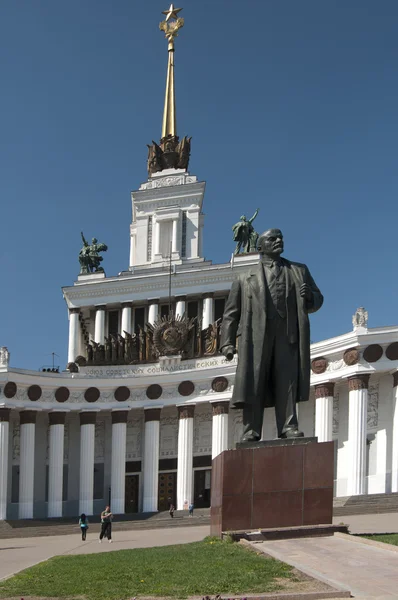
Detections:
[188, 502, 194, 517]
[79, 513, 89, 540]
[169, 503, 175, 518]
[99, 505, 113, 543]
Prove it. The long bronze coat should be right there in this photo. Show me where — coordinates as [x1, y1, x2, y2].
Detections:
[220, 259, 323, 409]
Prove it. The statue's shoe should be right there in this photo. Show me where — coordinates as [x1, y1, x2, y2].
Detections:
[280, 429, 304, 439]
[241, 433, 261, 442]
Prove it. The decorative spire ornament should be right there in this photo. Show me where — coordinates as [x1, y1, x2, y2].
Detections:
[146, 5, 191, 176]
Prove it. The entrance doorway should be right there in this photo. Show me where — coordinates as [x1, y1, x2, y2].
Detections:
[158, 472, 176, 511]
[194, 469, 211, 508]
[125, 474, 139, 513]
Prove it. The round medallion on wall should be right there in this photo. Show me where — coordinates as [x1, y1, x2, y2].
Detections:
[3, 382, 17, 398]
[311, 357, 327, 374]
[84, 387, 100, 403]
[211, 376, 229, 393]
[27, 385, 42, 401]
[343, 348, 359, 366]
[363, 344, 383, 363]
[114, 386, 130, 402]
[178, 381, 195, 397]
[146, 384, 162, 400]
[55, 387, 70, 403]
[386, 342, 398, 361]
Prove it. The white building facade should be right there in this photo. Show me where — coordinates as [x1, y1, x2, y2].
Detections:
[1, 9, 398, 520]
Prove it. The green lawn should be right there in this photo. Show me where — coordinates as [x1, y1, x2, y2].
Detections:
[0, 538, 295, 600]
[362, 533, 398, 546]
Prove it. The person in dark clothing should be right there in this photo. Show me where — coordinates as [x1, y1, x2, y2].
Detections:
[79, 513, 89, 540]
[99, 505, 113, 543]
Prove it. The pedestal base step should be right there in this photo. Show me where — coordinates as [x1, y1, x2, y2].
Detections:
[226, 523, 349, 542]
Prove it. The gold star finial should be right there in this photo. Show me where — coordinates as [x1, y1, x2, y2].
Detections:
[162, 4, 183, 22]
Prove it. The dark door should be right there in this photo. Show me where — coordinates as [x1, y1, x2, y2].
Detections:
[125, 474, 139, 513]
[194, 469, 211, 508]
[158, 472, 176, 511]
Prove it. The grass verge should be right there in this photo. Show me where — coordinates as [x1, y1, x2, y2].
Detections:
[361, 533, 398, 546]
[0, 537, 294, 600]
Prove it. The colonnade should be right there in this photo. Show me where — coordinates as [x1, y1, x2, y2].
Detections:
[68, 293, 218, 363]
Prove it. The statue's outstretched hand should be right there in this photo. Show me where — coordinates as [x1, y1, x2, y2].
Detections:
[300, 283, 312, 302]
[222, 345, 235, 361]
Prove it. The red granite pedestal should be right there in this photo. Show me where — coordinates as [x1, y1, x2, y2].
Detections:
[210, 438, 334, 537]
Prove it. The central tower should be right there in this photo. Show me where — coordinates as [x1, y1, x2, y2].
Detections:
[129, 5, 205, 270]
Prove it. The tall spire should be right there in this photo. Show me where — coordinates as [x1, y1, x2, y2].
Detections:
[146, 5, 191, 177]
[160, 4, 183, 139]
[159, 5, 184, 139]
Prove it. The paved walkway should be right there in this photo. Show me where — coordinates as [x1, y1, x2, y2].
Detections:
[333, 511, 398, 534]
[254, 534, 398, 599]
[0, 525, 209, 581]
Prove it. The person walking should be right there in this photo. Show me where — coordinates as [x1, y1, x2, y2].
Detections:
[99, 505, 113, 543]
[188, 503, 194, 517]
[169, 503, 175, 518]
[79, 513, 89, 540]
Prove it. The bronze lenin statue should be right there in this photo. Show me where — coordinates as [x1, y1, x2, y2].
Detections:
[220, 229, 323, 441]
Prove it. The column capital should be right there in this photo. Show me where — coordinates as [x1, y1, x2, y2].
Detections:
[144, 408, 162, 422]
[178, 405, 195, 419]
[348, 374, 370, 392]
[212, 401, 230, 415]
[121, 302, 132, 309]
[112, 410, 129, 424]
[202, 292, 214, 299]
[69, 307, 80, 315]
[49, 412, 67, 425]
[393, 372, 398, 388]
[314, 382, 335, 398]
[175, 295, 187, 302]
[148, 298, 160, 305]
[95, 305, 106, 312]
[20, 410, 37, 425]
[79, 412, 97, 426]
[0, 408, 11, 422]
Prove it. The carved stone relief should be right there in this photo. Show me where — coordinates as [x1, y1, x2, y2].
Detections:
[193, 409, 212, 454]
[326, 358, 345, 372]
[333, 394, 339, 435]
[94, 420, 105, 461]
[126, 416, 143, 460]
[367, 382, 379, 429]
[160, 415, 178, 457]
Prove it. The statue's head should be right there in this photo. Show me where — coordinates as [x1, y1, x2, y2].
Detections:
[92, 238, 97, 244]
[257, 228, 284, 258]
[240, 215, 246, 221]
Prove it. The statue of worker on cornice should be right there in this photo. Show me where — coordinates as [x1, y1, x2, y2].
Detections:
[79, 232, 108, 274]
[232, 209, 259, 254]
[220, 228, 323, 442]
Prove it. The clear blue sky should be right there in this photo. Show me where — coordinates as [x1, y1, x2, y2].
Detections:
[1, 0, 398, 370]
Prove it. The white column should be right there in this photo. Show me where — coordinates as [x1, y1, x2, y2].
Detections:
[48, 412, 66, 518]
[172, 219, 178, 254]
[392, 373, 398, 492]
[143, 408, 161, 512]
[111, 411, 128, 514]
[94, 306, 106, 344]
[175, 296, 186, 319]
[0, 409, 10, 520]
[211, 402, 229, 459]
[202, 294, 214, 329]
[314, 382, 334, 443]
[347, 375, 369, 496]
[68, 308, 80, 363]
[19, 411, 36, 519]
[154, 220, 160, 255]
[79, 412, 96, 515]
[121, 303, 132, 335]
[177, 405, 195, 510]
[148, 300, 159, 325]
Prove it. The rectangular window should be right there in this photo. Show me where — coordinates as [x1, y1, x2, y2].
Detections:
[214, 298, 226, 322]
[134, 307, 145, 335]
[181, 212, 187, 258]
[160, 221, 173, 258]
[108, 310, 119, 336]
[11, 465, 19, 503]
[147, 216, 152, 262]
